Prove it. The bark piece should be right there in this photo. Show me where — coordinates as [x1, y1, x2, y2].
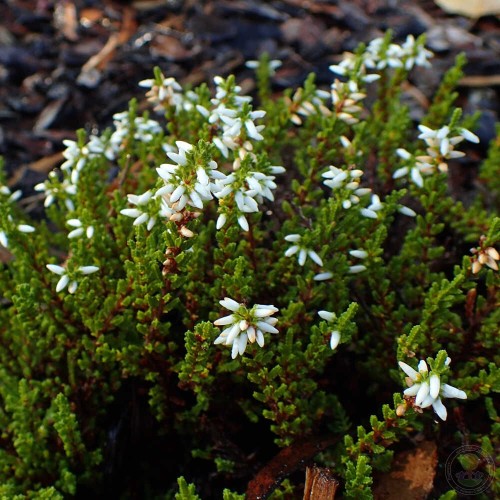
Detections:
[303, 466, 339, 500]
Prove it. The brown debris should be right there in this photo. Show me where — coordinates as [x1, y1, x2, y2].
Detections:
[246, 435, 341, 500]
[303, 465, 340, 499]
[373, 440, 438, 500]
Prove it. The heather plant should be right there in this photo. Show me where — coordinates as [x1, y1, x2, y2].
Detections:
[0, 33, 498, 498]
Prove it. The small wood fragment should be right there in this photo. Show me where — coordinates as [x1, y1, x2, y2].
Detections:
[303, 466, 339, 500]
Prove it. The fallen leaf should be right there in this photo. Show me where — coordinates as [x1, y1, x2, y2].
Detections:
[373, 440, 438, 500]
[435, 0, 500, 18]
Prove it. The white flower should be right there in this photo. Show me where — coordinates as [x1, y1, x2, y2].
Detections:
[120, 190, 159, 230]
[322, 166, 373, 210]
[34, 171, 77, 211]
[360, 194, 383, 219]
[331, 79, 366, 124]
[0, 185, 22, 203]
[313, 272, 334, 281]
[110, 114, 162, 152]
[246, 59, 282, 75]
[398, 205, 417, 217]
[284, 234, 323, 267]
[318, 310, 342, 350]
[67, 219, 94, 239]
[0, 215, 35, 248]
[213, 298, 279, 358]
[348, 265, 367, 274]
[399, 358, 467, 421]
[349, 249, 368, 259]
[401, 35, 433, 70]
[139, 74, 186, 112]
[156, 141, 221, 211]
[213, 162, 283, 232]
[46, 264, 99, 294]
[395, 125, 480, 187]
[17, 224, 35, 234]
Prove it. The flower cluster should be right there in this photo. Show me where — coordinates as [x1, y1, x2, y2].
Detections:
[322, 165, 378, 214]
[331, 79, 366, 125]
[283, 87, 331, 126]
[398, 358, 467, 421]
[470, 236, 499, 273]
[215, 159, 284, 231]
[394, 124, 480, 187]
[110, 112, 163, 152]
[245, 58, 282, 75]
[156, 141, 222, 211]
[35, 171, 77, 212]
[36, 111, 165, 213]
[330, 34, 433, 82]
[195, 76, 266, 158]
[139, 72, 196, 113]
[213, 297, 279, 358]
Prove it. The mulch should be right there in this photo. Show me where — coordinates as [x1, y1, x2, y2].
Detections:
[1, 0, 499, 201]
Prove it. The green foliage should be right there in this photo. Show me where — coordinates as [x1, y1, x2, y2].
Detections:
[175, 477, 201, 500]
[0, 33, 498, 498]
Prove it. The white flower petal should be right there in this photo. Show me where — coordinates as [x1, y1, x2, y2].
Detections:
[237, 215, 249, 231]
[220, 297, 241, 312]
[308, 250, 323, 266]
[46, 264, 66, 275]
[285, 246, 299, 257]
[254, 306, 278, 317]
[349, 250, 368, 259]
[404, 384, 420, 397]
[429, 374, 440, 399]
[216, 213, 227, 230]
[399, 361, 418, 380]
[330, 331, 340, 350]
[318, 310, 335, 322]
[56, 275, 70, 292]
[79, 266, 99, 274]
[120, 208, 142, 218]
[432, 398, 447, 420]
[214, 314, 235, 326]
[314, 272, 333, 281]
[226, 323, 242, 345]
[68, 228, 84, 239]
[440, 383, 467, 400]
[415, 381, 430, 407]
[256, 329, 265, 347]
[256, 321, 278, 334]
[298, 249, 307, 266]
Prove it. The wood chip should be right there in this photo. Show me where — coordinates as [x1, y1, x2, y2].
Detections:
[435, 0, 500, 18]
[54, 0, 79, 41]
[303, 466, 339, 499]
